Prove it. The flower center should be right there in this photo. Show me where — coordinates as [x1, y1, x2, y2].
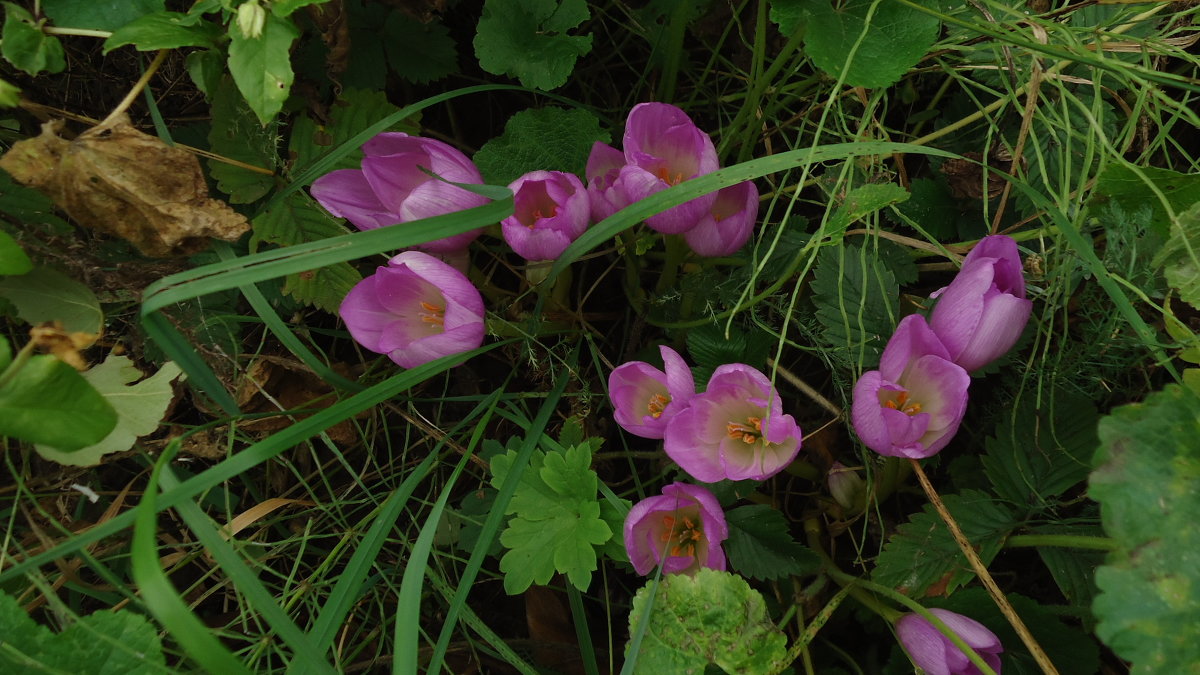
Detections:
[726, 416, 763, 444]
[659, 514, 704, 558]
[646, 393, 670, 419]
[883, 390, 922, 416]
[418, 301, 445, 327]
[655, 165, 685, 185]
[528, 205, 559, 227]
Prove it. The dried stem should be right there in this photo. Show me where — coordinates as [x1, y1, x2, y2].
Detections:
[101, 49, 169, 127]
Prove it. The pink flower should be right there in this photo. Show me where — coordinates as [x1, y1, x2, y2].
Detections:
[664, 364, 803, 482]
[617, 102, 719, 234]
[682, 180, 759, 256]
[623, 482, 728, 576]
[339, 251, 485, 368]
[896, 609, 1004, 675]
[930, 235, 1033, 372]
[311, 134, 487, 253]
[608, 346, 695, 439]
[500, 170, 590, 261]
[585, 142, 629, 223]
[851, 315, 970, 459]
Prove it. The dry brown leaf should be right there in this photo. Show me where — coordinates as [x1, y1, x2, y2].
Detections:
[29, 321, 96, 370]
[235, 355, 360, 444]
[0, 115, 249, 257]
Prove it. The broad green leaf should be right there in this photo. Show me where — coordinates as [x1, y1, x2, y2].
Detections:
[0, 590, 166, 673]
[42, 0, 162, 32]
[271, 0, 326, 16]
[724, 504, 820, 580]
[873, 490, 1018, 597]
[208, 77, 278, 203]
[895, 176, 960, 241]
[768, 0, 807, 36]
[824, 182, 909, 244]
[0, 335, 9, 371]
[1, 2, 66, 75]
[810, 242, 899, 369]
[102, 11, 222, 53]
[383, 12, 457, 85]
[685, 322, 774, 386]
[227, 11, 299, 125]
[35, 355, 183, 466]
[0, 228, 32, 275]
[1089, 164, 1200, 238]
[474, 107, 609, 185]
[250, 192, 359, 312]
[804, 0, 939, 89]
[1091, 384, 1200, 673]
[0, 168, 70, 232]
[626, 569, 787, 674]
[473, 0, 593, 91]
[1032, 523, 1104, 617]
[287, 88, 418, 174]
[0, 354, 116, 451]
[0, 266, 102, 335]
[1153, 202, 1200, 311]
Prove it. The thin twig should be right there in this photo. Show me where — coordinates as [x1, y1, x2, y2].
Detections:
[101, 49, 169, 126]
[769, 359, 843, 418]
[909, 459, 1060, 675]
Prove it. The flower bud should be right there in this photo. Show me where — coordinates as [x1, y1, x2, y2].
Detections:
[236, 1, 266, 39]
[827, 462, 866, 513]
[895, 609, 1004, 675]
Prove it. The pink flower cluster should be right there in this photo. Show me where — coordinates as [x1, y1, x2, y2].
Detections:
[611, 347, 803, 577]
[851, 236, 1033, 458]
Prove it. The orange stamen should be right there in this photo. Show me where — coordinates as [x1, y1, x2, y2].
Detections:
[726, 416, 763, 444]
[646, 393, 671, 418]
[418, 301, 445, 326]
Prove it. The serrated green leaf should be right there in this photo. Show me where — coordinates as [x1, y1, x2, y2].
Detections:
[185, 48, 222, 98]
[35, 355, 182, 466]
[1, 2, 65, 75]
[227, 11, 298, 125]
[281, 263, 360, 314]
[873, 490, 1017, 597]
[42, 0, 162, 32]
[1153, 202, 1200, 310]
[1089, 164, 1200, 239]
[724, 504, 820, 581]
[810, 242, 899, 369]
[474, 107, 610, 185]
[383, 12, 457, 85]
[473, 0, 593, 91]
[102, 11, 222, 53]
[1032, 523, 1104, 618]
[1091, 384, 1200, 673]
[541, 443, 598, 497]
[981, 390, 1098, 512]
[685, 322, 774, 386]
[895, 176, 960, 241]
[0, 228, 31, 275]
[874, 239, 918, 286]
[287, 88, 418, 174]
[825, 183, 909, 244]
[0, 354, 116, 451]
[626, 569, 787, 674]
[0, 266, 102, 334]
[250, 192, 360, 311]
[768, 0, 807, 36]
[804, 0, 939, 89]
[208, 77, 278, 203]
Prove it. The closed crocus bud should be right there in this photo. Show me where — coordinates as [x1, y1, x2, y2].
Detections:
[586, 142, 628, 223]
[682, 180, 758, 257]
[618, 102, 719, 234]
[339, 251, 485, 369]
[501, 170, 590, 262]
[624, 482, 729, 576]
[896, 609, 1004, 675]
[827, 462, 866, 513]
[930, 235, 1033, 372]
[851, 315, 970, 459]
[311, 134, 487, 253]
[609, 346, 695, 439]
[664, 364, 803, 482]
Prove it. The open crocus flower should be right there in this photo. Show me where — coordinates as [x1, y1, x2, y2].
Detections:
[624, 482, 728, 576]
[501, 170, 590, 261]
[851, 315, 970, 459]
[608, 345, 695, 439]
[682, 180, 759, 257]
[664, 364, 803, 482]
[339, 251, 485, 369]
[585, 142, 628, 223]
[311, 133, 487, 253]
[896, 609, 1004, 675]
[617, 102, 719, 234]
[930, 235, 1033, 372]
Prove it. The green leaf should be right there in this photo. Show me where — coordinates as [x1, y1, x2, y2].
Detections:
[0, 590, 166, 673]
[1088, 163, 1200, 239]
[1091, 384, 1200, 673]
[873, 490, 1018, 597]
[0, 228, 32, 275]
[1152, 202, 1200, 311]
[981, 390, 1098, 512]
[0, 335, 9, 371]
[474, 107, 609, 185]
[895, 176, 960, 241]
[0, 354, 117, 451]
[271, 0, 326, 17]
[824, 183, 909, 244]
[804, 0, 939, 89]
[1032, 523, 1104, 616]
[0, 266, 103, 334]
[208, 77, 278, 203]
[685, 322, 774, 386]
[35, 355, 182, 465]
[1, 2, 65, 75]
[768, 0, 807, 36]
[626, 569, 787, 674]
[0, 168, 70, 232]
[810, 242, 899, 369]
[42, 0, 162, 32]
[287, 88, 418, 174]
[102, 11, 222, 53]
[0, 77, 20, 107]
[724, 504, 820, 581]
[473, 0, 593, 90]
[185, 48, 222, 98]
[491, 443, 613, 593]
[250, 192, 359, 312]
[227, 10, 299, 125]
[383, 12, 457, 85]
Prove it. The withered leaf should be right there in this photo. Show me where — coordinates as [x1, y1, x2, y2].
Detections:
[0, 115, 249, 257]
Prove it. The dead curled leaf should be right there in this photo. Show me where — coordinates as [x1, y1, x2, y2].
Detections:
[0, 115, 249, 257]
